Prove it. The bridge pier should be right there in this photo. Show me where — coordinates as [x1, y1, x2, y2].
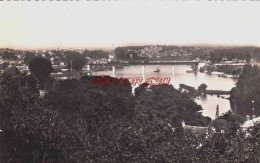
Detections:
[194, 62, 199, 71]
[112, 66, 115, 77]
[86, 64, 91, 76]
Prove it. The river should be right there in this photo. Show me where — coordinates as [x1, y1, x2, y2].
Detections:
[92, 64, 237, 119]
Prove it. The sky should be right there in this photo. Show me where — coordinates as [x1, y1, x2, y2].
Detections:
[0, 1, 260, 50]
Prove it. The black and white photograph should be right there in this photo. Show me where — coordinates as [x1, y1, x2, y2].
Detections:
[0, 0, 260, 162]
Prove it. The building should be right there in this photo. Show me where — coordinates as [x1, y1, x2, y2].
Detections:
[108, 54, 115, 59]
[242, 116, 260, 128]
[96, 58, 108, 64]
[242, 100, 259, 128]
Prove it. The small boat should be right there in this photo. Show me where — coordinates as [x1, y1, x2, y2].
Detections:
[154, 68, 160, 73]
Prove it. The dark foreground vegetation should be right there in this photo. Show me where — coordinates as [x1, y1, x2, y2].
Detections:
[230, 65, 260, 116]
[1, 67, 260, 162]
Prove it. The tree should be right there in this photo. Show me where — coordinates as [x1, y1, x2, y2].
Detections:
[0, 62, 9, 70]
[0, 68, 39, 132]
[24, 52, 38, 65]
[72, 57, 86, 71]
[2, 52, 18, 60]
[83, 50, 109, 59]
[134, 82, 149, 97]
[126, 50, 138, 60]
[114, 47, 125, 60]
[2, 67, 20, 77]
[212, 111, 244, 135]
[65, 51, 86, 71]
[230, 65, 260, 116]
[45, 75, 135, 121]
[0, 77, 66, 162]
[2, 73, 260, 162]
[133, 85, 210, 126]
[198, 83, 207, 93]
[29, 57, 53, 89]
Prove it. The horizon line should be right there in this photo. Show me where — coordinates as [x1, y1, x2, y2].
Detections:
[1, 43, 259, 51]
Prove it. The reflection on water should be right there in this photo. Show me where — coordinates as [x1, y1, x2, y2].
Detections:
[92, 65, 237, 119]
[195, 94, 231, 119]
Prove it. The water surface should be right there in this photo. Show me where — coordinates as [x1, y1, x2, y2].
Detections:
[92, 65, 237, 119]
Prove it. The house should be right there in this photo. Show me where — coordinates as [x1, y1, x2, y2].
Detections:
[96, 58, 108, 64]
[60, 69, 69, 72]
[108, 54, 115, 59]
[88, 59, 97, 64]
[50, 57, 55, 64]
[52, 65, 58, 69]
[59, 62, 67, 66]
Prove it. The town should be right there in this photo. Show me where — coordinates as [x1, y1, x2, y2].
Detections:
[0, 45, 255, 80]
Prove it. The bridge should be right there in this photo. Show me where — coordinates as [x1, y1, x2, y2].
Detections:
[132, 60, 200, 65]
[89, 60, 200, 71]
[90, 60, 200, 66]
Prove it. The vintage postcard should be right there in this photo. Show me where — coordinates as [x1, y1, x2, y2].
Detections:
[0, 1, 260, 162]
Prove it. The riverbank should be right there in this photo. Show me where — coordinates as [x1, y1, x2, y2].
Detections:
[202, 62, 244, 78]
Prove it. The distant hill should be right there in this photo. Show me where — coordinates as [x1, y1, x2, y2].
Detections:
[252, 47, 260, 62]
[215, 46, 260, 62]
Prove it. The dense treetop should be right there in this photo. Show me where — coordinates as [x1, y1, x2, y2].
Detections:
[83, 50, 109, 59]
[134, 84, 210, 126]
[29, 57, 53, 89]
[24, 52, 38, 65]
[1, 70, 260, 162]
[230, 65, 260, 116]
[64, 51, 86, 71]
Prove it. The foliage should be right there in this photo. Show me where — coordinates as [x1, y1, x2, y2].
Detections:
[83, 50, 109, 59]
[65, 51, 86, 71]
[24, 52, 38, 65]
[2, 51, 18, 60]
[45, 76, 135, 131]
[29, 57, 53, 89]
[0, 67, 39, 107]
[207, 48, 251, 63]
[198, 83, 207, 93]
[1, 72, 260, 162]
[126, 50, 138, 60]
[134, 82, 149, 97]
[115, 47, 126, 60]
[134, 84, 210, 127]
[71, 58, 86, 71]
[230, 65, 260, 116]
[0, 62, 9, 70]
[252, 48, 260, 62]
[212, 111, 244, 137]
